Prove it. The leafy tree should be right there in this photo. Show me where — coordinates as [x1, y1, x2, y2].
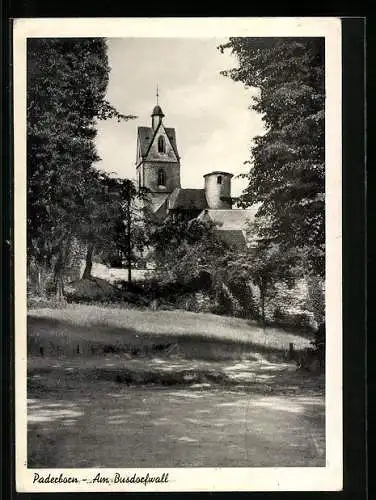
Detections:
[27, 38, 135, 297]
[219, 38, 325, 276]
[228, 243, 299, 325]
[73, 175, 152, 284]
[104, 181, 152, 283]
[149, 214, 303, 321]
[79, 173, 124, 280]
[149, 215, 228, 285]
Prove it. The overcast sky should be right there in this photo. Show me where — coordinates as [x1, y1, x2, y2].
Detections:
[95, 38, 265, 197]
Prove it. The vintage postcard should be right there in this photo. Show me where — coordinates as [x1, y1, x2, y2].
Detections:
[14, 17, 342, 492]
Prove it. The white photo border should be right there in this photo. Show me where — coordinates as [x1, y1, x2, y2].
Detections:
[13, 17, 342, 493]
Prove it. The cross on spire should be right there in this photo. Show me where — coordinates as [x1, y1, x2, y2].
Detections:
[156, 85, 159, 105]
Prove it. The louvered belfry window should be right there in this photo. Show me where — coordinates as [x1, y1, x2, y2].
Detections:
[158, 168, 166, 186]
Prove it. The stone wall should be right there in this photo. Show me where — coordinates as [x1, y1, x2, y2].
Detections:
[141, 161, 181, 193]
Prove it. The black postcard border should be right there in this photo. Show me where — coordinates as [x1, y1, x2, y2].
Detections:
[1, 10, 367, 500]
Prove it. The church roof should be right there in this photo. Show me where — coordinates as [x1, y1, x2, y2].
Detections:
[168, 188, 208, 211]
[149, 193, 169, 214]
[137, 126, 179, 159]
[197, 208, 260, 248]
[197, 208, 257, 230]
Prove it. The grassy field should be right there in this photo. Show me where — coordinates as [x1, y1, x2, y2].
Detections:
[28, 304, 313, 361]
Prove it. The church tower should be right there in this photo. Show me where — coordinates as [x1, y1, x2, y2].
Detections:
[136, 95, 181, 203]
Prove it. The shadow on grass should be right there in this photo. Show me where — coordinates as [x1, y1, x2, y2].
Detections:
[245, 319, 316, 341]
[28, 429, 62, 468]
[28, 316, 297, 362]
[28, 359, 324, 397]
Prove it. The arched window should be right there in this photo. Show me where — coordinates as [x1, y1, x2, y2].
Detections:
[158, 168, 166, 186]
[158, 136, 165, 153]
[217, 175, 222, 184]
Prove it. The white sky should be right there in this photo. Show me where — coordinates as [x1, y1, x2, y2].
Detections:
[95, 38, 265, 197]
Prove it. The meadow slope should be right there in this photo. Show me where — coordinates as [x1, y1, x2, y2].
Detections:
[28, 304, 312, 361]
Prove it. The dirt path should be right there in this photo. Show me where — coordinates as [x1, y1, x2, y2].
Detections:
[28, 356, 325, 468]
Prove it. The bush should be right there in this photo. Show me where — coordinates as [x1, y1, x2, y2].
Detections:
[295, 347, 323, 373]
[43, 278, 56, 297]
[176, 294, 199, 312]
[210, 287, 233, 316]
[272, 307, 316, 333]
[65, 277, 121, 303]
[306, 277, 325, 326]
[108, 256, 123, 268]
[227, 278, 260, 319]
[296, 323, 325, 374]
[116, 280, 146, 295]
[311, 322, 325, 363]
[27, 295, 68, 309]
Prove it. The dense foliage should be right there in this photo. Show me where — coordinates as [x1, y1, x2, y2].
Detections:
[148, 216, 314, 326]
[149, 216, 228, 284]
[219, 38, 325, 276]
[27, 38, 135, 297]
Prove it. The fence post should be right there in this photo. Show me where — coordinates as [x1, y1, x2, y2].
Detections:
[289, 342, 294, 360]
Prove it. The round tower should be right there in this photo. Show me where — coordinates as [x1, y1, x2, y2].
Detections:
[204, 171, 233, 209]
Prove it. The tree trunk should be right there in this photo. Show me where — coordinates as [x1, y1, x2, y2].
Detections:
[127, 250, 132, 283]
[54, 252, 65, 301]
[82, 242, 95, 280]
[53, 238, 71, 301]
[126, 191, 132, 284]
[36, 263, 48, 297]
[260, 280, 266, 327]
[261, 292, 266, 325]
[55, 273, 64, 301]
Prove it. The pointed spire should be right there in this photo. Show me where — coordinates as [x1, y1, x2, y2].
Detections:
[151, 86, 164, 129]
